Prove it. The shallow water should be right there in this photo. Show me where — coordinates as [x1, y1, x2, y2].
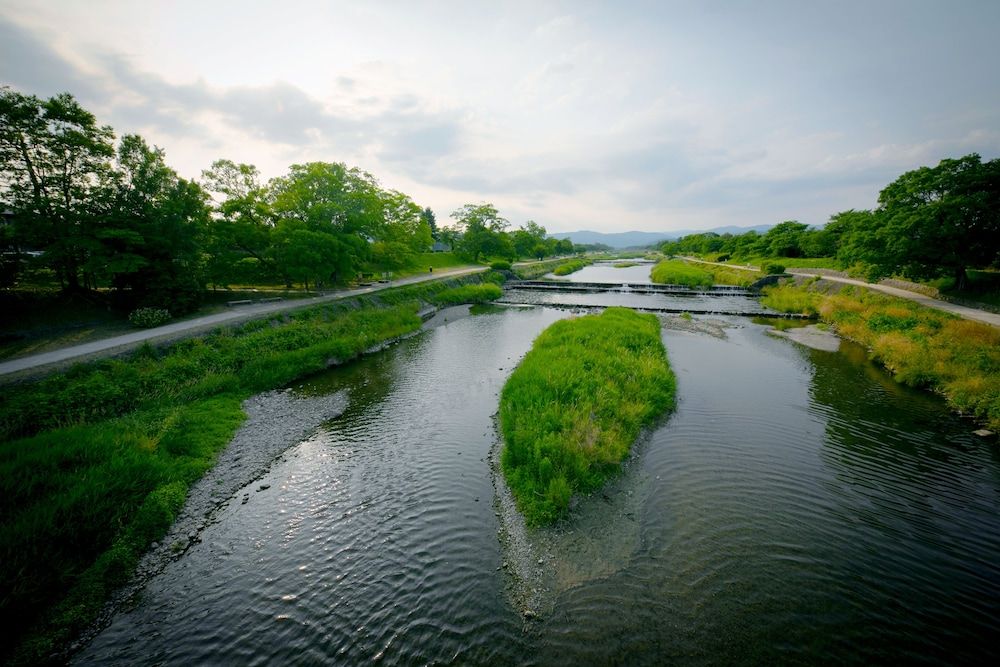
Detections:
[545, 260, 655, 284]
[78, 293, 1000, 665]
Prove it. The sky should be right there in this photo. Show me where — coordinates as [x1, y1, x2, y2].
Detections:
[2, 0, 999, 234]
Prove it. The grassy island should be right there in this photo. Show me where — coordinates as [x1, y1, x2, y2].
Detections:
[499, 307, 676, 525]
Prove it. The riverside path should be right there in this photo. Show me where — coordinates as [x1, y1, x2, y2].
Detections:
[1, 266, 487, 381]
[680, 257, 1000, 329]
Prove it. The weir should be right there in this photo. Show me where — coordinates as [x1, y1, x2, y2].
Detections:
[506, 280, 757, 296]
[500, 280, 808, 318]
[496, 299, 811, 319]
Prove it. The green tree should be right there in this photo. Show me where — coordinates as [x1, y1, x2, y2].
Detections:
[870, 154, 1000, 289]
[201, 159, 276, 287]
[420, 206, 438, 240]
[0, 88, 115, 290]
[92, 135, 209, 311]
[269, 162, 380, 285]
[762, 220, 809, 258]
[512, 220, 546, 258]
[450, 202, 510, 262]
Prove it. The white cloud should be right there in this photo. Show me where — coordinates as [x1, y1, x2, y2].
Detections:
[2, 2, 999, 233]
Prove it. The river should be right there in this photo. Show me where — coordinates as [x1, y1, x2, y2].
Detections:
[77, 263, 1000, 665]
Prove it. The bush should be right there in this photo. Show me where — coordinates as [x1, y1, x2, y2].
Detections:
[128, 307, 172, 328]
[490, 260, 511, 271]
[760, 262, 787, 275]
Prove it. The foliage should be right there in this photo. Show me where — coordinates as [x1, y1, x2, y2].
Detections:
[499, 308, 675, 525]
[513, 258, 568, 280]
[449, 202, 512, 262]
[707, 265, 759, 287]
[0, 87, 115, 292]
[650, 259, 714, 287]
[127, 307, 172, 328]
[762, 282, 1000, 429]
[661, 155, 1000, 293]
[552, 259, 591, 276]
[760, 282, 821, 316]
[760, 261, 786, 275]
[430, 283, 502, 305]
[841, 155, 1000, 289]
[490, 260, 511, 271]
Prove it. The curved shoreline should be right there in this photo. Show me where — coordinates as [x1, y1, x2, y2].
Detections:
[70, 388, 350, 656]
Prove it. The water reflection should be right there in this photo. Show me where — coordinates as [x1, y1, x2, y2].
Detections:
[75, 302, 1000, 665]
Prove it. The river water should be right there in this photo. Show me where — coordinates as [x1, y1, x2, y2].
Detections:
[78, 264, 1000, 665]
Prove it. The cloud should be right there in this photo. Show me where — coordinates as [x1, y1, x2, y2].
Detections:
[1, 16, 467, 174]
[0, 16, 99, 99]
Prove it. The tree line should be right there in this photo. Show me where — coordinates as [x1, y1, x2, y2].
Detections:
[0, 88, 589, 313]
[662, 154, 1000, 289]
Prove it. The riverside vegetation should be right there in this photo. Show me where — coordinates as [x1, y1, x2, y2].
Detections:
[762, 280, 1000, 430]
[499, 308, 676, 525]
[650, 259, 758, 288]
[551, 258, 592, 276]
[0, 274, 502, 665]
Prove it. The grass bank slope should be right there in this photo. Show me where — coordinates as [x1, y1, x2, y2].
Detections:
[499, 307, 675, 525]
[762, 280, 1000, 429]
[652, 259, 759, 287]
[552, 258, 591, 276]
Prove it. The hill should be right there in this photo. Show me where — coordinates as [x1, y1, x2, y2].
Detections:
[550, 225, 774, 249]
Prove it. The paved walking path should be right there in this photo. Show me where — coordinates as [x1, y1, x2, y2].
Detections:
[680, 257, 1000, 329]
[0, 266, 487, 380]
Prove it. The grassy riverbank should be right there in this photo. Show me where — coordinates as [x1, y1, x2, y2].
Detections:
[0, 274, 502, 665]
[762, 281, 1000, 429]
[651, 259, 758, 287]
[499, 308, 675, 525]
[512, 259, 569, 280]
[552, 258, 591, 276]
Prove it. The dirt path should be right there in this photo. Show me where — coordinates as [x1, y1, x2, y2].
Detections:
[680, 256, 1000, 329]
[0, 266, 486, 381]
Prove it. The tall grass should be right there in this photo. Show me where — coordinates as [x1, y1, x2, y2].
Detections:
[650, 259, 714, 287]
[429, 283, 502, 305]
[552, 259, 591, 276]
[0, 273, 499, 665]
[709, 265, 759, 287]
[762, 282, 1000, 429]
[499, 308, 675, 525]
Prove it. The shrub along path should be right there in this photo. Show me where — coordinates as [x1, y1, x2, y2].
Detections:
[0, 266, 488, 381]
[680, 257, 1000, 329]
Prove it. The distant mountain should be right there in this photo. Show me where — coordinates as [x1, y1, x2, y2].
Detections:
[550, 224, 774, 249]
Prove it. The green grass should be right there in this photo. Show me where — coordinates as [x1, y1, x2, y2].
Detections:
[761, 281, 1000, 429]
[428, 283, 502, 305]
[552, 259, 591, 276]
[650, 259, 714, 287]
[513, 259, 568, 280]
[389, 252, 475, 278]
[708, 265, 759, 287]
[499, 308, 676, 525]
[0, 273, 500, 665]
[761, 282, 821, 316]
